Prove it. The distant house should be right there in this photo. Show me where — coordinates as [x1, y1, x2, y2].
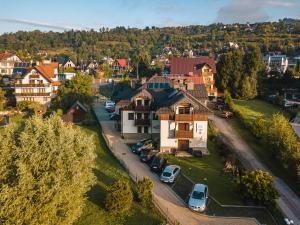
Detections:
[0, 52, 22, 76]
[57, 56, 76, 70]
[62, 101, 87, 124]
[169, 57, 218, 100]
[113, 59, 129, 77]
[14, 62, 60, 106]
[263, 52, 288, 73]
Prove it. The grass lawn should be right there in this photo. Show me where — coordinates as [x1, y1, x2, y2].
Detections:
[75, 125, 164, 225]
[165, 138, 243, 205]
[229, 99, 299, 196]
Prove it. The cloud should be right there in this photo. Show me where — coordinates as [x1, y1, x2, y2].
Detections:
[215, 0, 297, 24]
[0, 18, 91, 31]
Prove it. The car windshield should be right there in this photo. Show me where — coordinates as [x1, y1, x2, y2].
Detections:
[192, 191, 204, 200]
[162, 172, 172, 177]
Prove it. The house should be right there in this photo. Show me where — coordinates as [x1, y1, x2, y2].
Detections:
[0, 52, 22, 76]
[116, 76, 211, 154]
[14, 62, 60, 106]
[62, 100, 87, 124]
[169, 57, 218, 100]
[57, 56, 76, 71]
[113, 59, 129, 77]
[263, 52, 288, 73]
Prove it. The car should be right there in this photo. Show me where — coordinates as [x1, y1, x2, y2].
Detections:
[131, 139, 153, 154]
[188, 183, 208, 212]
[131, 138, 151, 152]
[160, 165, 181, 183]
[106, 106, 115, 113]
[220, 111, 233, 118]
[109, 113, 120, 120]
[140, 149, 158, 163]
[105, 100, 115, 109]
[150, 156, 167, 172]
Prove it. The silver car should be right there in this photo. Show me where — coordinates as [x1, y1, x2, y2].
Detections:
[188, 183, 208, 212]
[160, 165, 181, 183]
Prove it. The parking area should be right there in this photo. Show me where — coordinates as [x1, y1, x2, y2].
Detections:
[93, 102, 259, 225]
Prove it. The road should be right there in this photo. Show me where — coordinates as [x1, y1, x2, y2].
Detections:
[209, 115, 300, 225]
[93, 102, 258, 225]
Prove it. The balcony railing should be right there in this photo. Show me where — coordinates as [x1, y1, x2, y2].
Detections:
[175, 114, 193, 121]
[15, 83, 48, 87]
[15, 92, 51, 96]
[134, 118, 150, 126]
[175, 130, 193, 138]
[134, 104, 151, 111]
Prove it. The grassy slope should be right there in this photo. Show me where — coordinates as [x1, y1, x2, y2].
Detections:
[75, 126, 163, 225]
[164, 138, 243, 205]
[229, 99, 299, 196]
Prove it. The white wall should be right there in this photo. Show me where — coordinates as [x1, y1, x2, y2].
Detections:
[190, 121, 208, 148]
[160, 120, 177, 148]
[122, 110, 137, 133]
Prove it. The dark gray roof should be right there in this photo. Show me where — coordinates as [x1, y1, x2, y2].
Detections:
[186, 84, 208, 100]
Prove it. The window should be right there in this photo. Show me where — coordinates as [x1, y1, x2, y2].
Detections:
[128, 113, 134, 120]
[29, 80, 35, 84]
[154, 83, 159, 89]
[144, 126, 148, 133]
[159, 83, 164, 89]
[136, 99, 142, 106]
[144, 113, 149, 119]
[39, 80, 43, 84]
[148, 83, 154, 89]
[144, 99, 149, 106]
[137, 113, 142, 119]
[153, 113, 158, 120]
[137, 127, 142, 133]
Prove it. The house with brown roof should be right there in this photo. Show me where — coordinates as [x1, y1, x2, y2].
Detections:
[170, 57, 218, 100]
[113, 59, 129, 77]
[0, 52, 22, 76]
[14, 61, 60, 106]
[116, 76, 211, 155]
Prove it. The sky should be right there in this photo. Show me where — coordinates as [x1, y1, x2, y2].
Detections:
[0, 0, 300, 34]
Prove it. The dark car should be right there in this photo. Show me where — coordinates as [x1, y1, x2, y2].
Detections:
[150, 156, 167, 172]
[140, 149, 158, 163]
[131, 139, 152, 154]
[109, 113, 120, 120]
[106, 107, 115, 113]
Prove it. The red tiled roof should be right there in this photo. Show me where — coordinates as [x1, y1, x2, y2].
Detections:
[170, 57, 216, 74]
[0, 52, 15, 61]
[35, 62, 58, 81]
[185, 75, 204, 85]
[116, 59, 129, 68]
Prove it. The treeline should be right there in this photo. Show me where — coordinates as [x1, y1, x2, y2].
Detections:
[1, 19, 300, 61]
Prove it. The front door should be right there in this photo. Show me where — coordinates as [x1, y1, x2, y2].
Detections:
[178, 140, 189, 151]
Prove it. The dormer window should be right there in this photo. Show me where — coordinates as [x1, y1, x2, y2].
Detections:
[144, 99, 150, 106]
[136, 99, 142, 106]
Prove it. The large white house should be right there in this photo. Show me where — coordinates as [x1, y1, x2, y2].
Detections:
[0, 52, 22, 75]
[14, 62, 60, 106]
[264, 53, 288, 73]
[116, 77, 211, 154]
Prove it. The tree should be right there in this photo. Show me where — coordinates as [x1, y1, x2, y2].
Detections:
[0, 88, 6, 111]
[136, 177, 153, 206]
[238, 170, 279, 205]
[52, 73, 93, 111]
[0, 115, 96, 225]
[295, 60, 300, 77]
[101, 63, 113, 78]
[105, 180, 133, 216]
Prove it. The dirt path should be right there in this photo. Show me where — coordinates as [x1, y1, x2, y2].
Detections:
[209, 115, 300, 225]
[93, 103, 258, 225]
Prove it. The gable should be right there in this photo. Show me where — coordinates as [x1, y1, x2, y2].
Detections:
[131, 89, 153, 101]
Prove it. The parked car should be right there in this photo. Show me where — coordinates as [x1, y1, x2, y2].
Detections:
[160, 165, 181, 183]
[105, 100, 115, 109]
[131, 139, 152, 154]
[140, 149, 158, 163]
[220, 111, 233, 118]
[106, 107, 115, 113]
[109, 113, 120, 120]
[188, 183, 208, 212]
[150, 156, 167, 172]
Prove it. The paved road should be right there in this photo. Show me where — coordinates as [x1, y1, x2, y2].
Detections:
[209, 115, 300, 225]
[93, 102, 258, 225]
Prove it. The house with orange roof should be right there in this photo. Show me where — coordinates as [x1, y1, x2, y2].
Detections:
[0, 52, 22, 75]
[112, 59, 129, 77]
[14, 61, 60, 106]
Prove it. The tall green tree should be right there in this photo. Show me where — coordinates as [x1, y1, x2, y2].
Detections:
[0, 115, 96, 225]
[0, 88, 6, 111]
[295, 60, 300, 77]
[52, 73, 93, 111]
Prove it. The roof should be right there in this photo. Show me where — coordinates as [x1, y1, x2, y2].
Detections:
[186, 84, 208, 100]
[68, 101, 88, 113]
[170, 57, 216, 74]
[291, 123, 300, 139]
[0, 52, 15, 61]
[35, 62, 58, 81]
[116, 59, 129, 68]
[57, 56, 73, 66]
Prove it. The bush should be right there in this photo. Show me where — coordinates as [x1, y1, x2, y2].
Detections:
[237, 170, 279, 205]
[136, 177, 153, 206]
[56, 108, 64, 116]
[105, 180, 133, 216]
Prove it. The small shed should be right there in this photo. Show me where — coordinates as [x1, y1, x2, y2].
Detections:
[62, 101, 88, 124]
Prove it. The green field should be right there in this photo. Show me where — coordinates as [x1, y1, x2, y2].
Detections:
[75, 125, 163, 225]
[229, 99, 299, 196]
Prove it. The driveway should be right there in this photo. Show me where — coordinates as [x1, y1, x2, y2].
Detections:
[93, 102, 258, 225]
[209, 115, 300, 225]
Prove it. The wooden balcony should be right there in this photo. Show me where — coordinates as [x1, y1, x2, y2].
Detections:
[15, 83, 47, 87]
[134, 119, 150, 126]
[15, 92, 51, 96]
[175, 114, 193, 121]
[175, 130, 193, 138]
[134, 105, 151, 111]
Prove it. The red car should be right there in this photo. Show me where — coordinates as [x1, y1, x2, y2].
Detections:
[106, 107, 115, 113]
